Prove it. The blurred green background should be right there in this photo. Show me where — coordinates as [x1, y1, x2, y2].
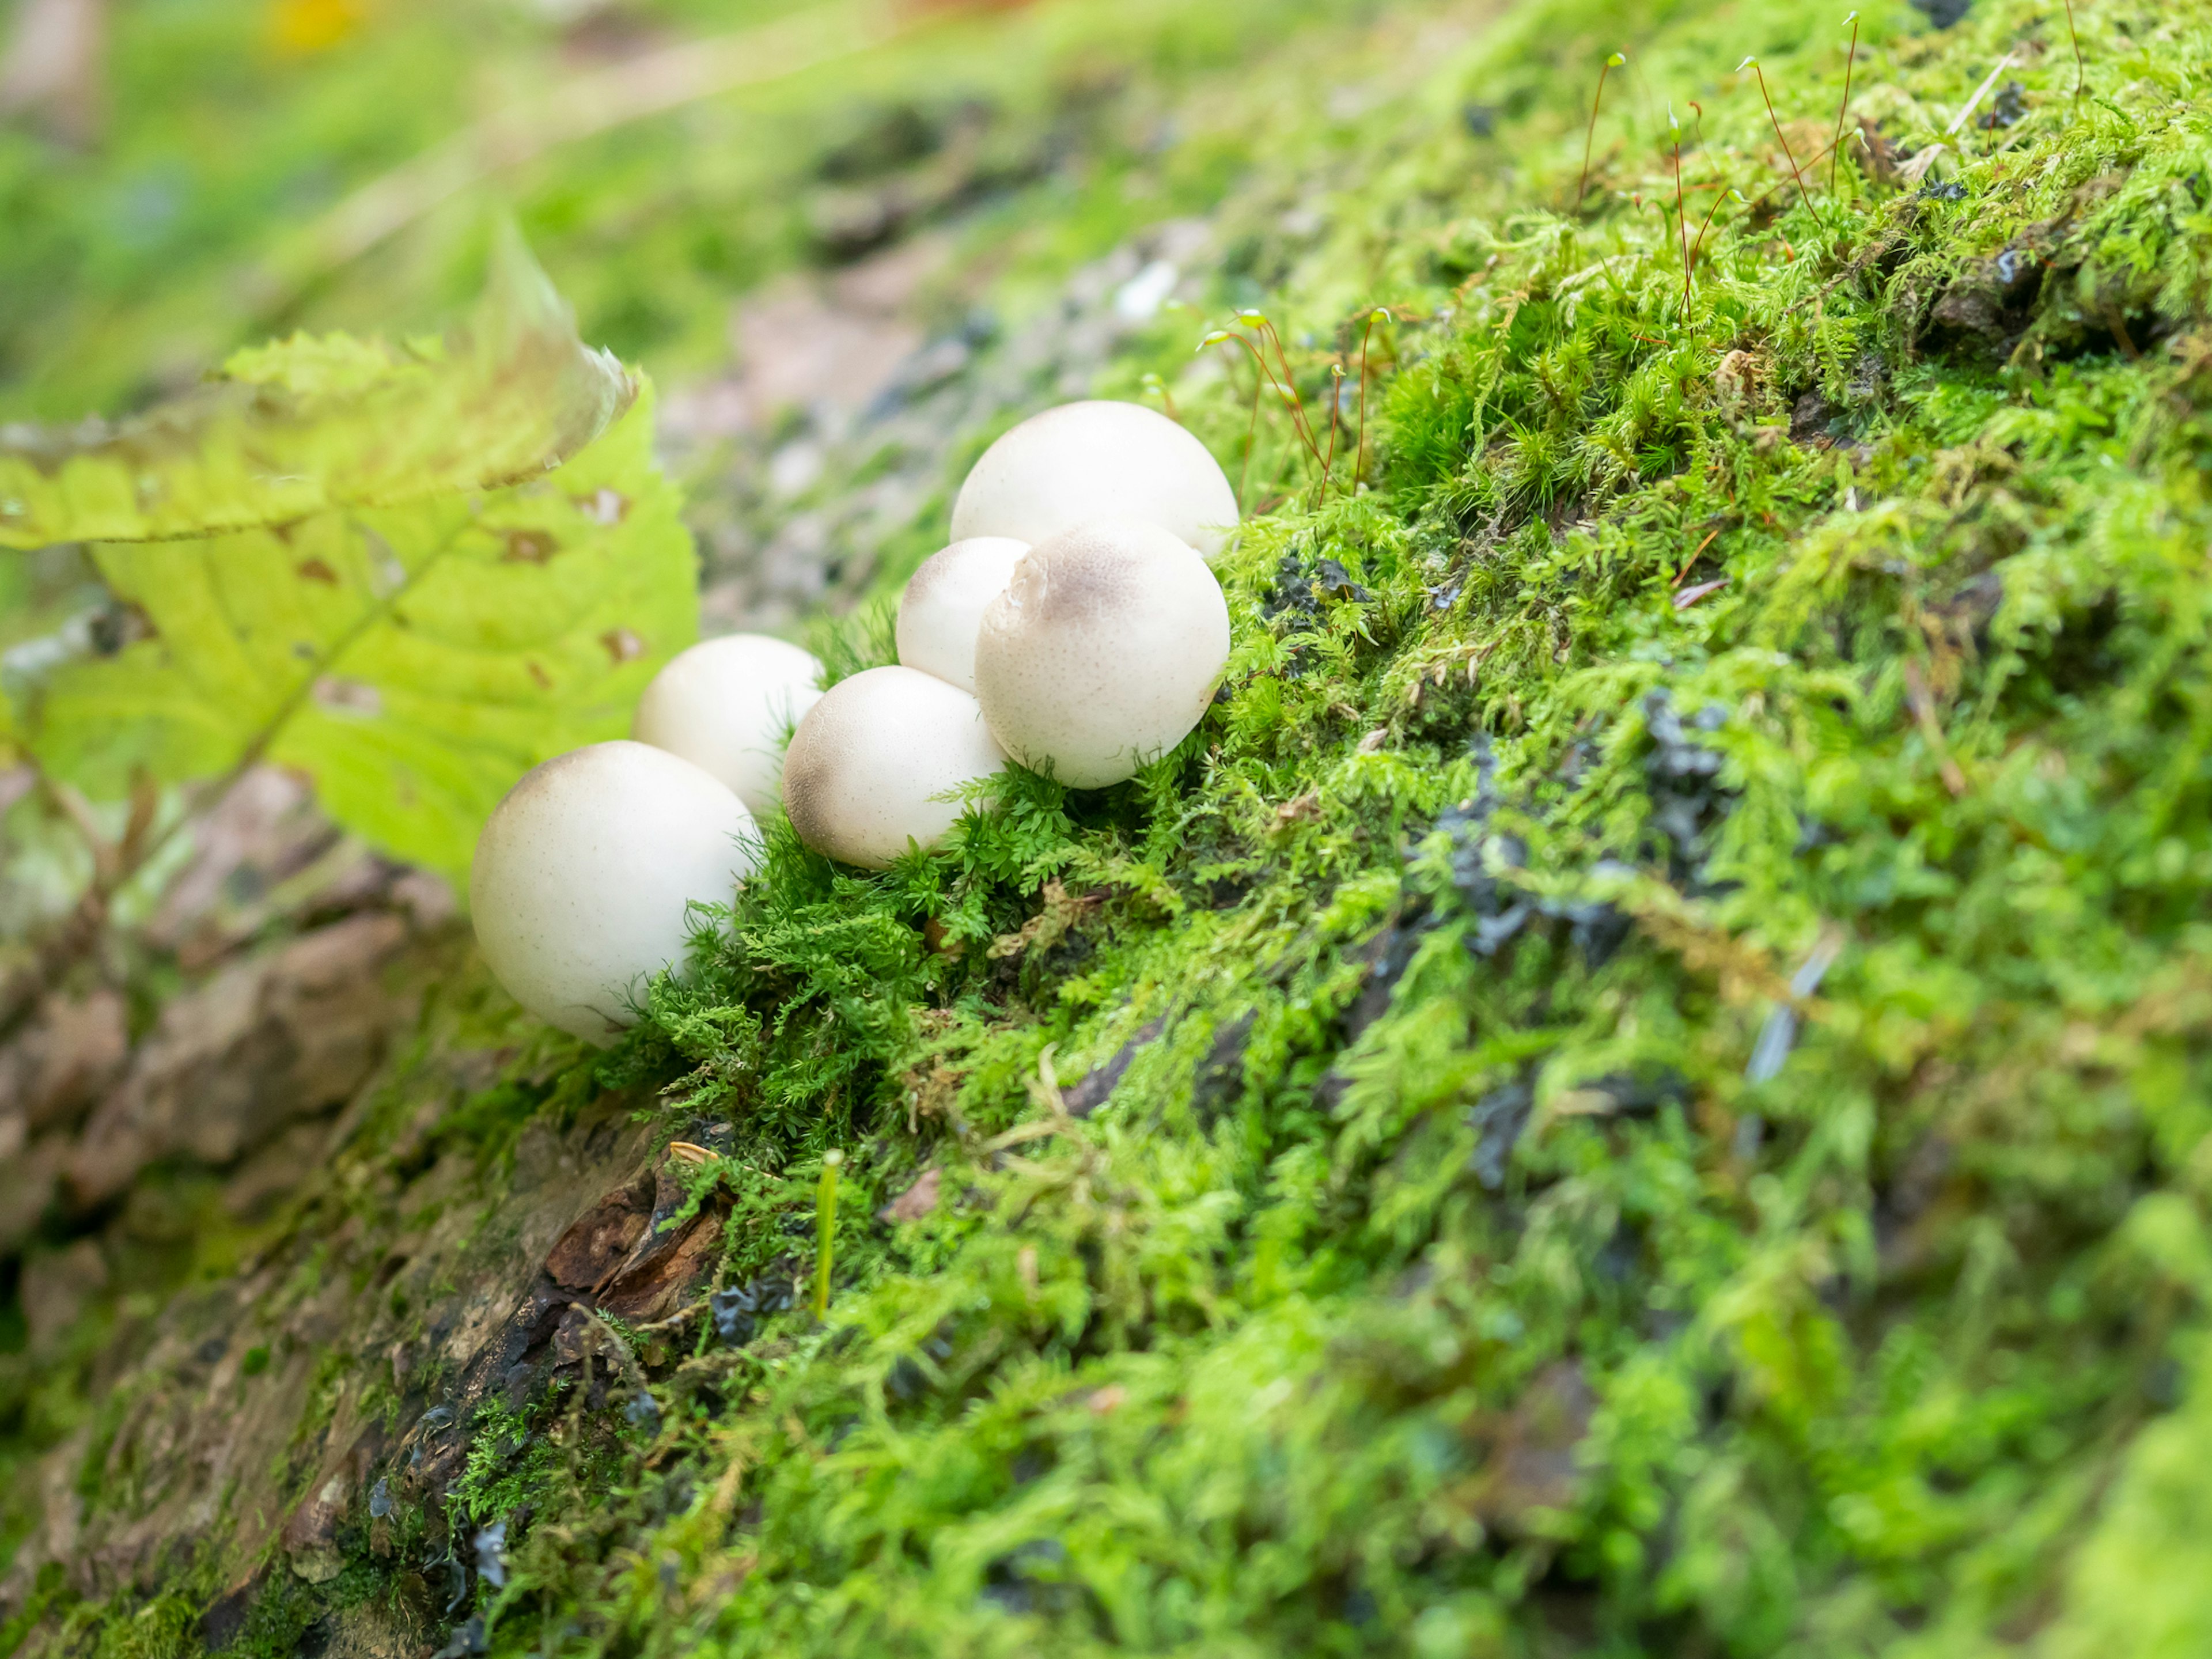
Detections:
[0, 0, 1402, 422]
[1, 0, 1497, 690]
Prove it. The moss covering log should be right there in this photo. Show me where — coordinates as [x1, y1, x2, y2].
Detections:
[11, 0, 2212, 1653]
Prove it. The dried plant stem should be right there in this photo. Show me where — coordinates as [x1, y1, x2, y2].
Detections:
[1243, 324, 1329, 469]
[1742, 58, 1827, 233]
[1674, 527, 1722, 587]
[1353, 309, 1386, 490]
[1688, 187, 1741, 280]
[1831, 13, 1861, 198]
[1738, 128, 1853, 221]
[1212, 332, 1309, 465]
[1201, 314, 1334, 506]
[1943, 53, 2016, 137]
[1255, 317, 1325, 463]
[1673, 127, 1692, 316]
[1319, 366, 1345, 504]
[2064, 0, 2085, 101]
[1577, 52, 1627, 213]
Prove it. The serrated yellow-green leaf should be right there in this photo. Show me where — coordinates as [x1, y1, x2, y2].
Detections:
[28, 389, 695, 882]
[0, 227, 632, 551]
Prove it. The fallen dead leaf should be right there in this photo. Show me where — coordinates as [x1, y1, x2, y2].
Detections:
[878, 1165, 940, 1223]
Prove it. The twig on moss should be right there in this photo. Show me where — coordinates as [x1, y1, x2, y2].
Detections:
[633, 1294, 711, 1336]
[1673, 527, 1722, 587]
[1944, 53, 2017, 137]
[1577, 52, 1627, 213]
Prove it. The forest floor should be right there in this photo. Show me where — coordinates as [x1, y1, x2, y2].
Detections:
[8, 0, 2212, 1654]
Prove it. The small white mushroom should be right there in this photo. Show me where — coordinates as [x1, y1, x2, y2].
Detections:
[950, 399, 1238, 559]
[469, 741, 758, 1045]
[895, 536, 1031, 694]
[973, 519, 1230, 789]
[631, 633, 824, 817]
[782, 666, 1006, 869]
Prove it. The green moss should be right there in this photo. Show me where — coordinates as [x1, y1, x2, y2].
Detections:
[522, 0, 2212, 1651]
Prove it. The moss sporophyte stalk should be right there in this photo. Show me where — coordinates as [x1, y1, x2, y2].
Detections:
[814, 1151, 843, 1322]
[13, 0, 2212, 1653]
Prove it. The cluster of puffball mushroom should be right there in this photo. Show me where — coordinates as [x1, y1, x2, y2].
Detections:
[469, 400, 1238, 1043]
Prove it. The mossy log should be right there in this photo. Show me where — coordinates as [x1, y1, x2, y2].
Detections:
[10, 0, 2212, 1654]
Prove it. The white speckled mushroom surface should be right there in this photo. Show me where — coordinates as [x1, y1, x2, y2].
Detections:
[949, 400, 1238, 559]
[631, 633, 824, 816]
[896, 536, 1032, 694]
[973, 519, 1230, 789]
[781, 665, 1006, 869]
[469, 741, 757, 1044]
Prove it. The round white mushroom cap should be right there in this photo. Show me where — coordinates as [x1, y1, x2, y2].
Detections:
[950, 400, 1238, 559]
[782, 666, 1006, 869]
[469, 741, 757, 1046]
[631, 633, 824, 817]
[973, 519, 1230, 790]
[895, 536, 1031, 695]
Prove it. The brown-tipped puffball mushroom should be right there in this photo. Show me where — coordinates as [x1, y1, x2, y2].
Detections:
[631, 633, 823, 817]
[973, 519, 1230, 789]
[782, 666, 1006, 869]
[470, 741, 757, 1045]
[895, 536, 1031, 694]
[950, 400, 1238, 559]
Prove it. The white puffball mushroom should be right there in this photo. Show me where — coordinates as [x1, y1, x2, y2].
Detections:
[470, 741, 757, 1046]
[782, 666, 1006, 869]
[973, 518, 1230, 790]
[631, 633, 824, 817]
[950, 399, 1238, 560]
[895, 536, 1031, 694]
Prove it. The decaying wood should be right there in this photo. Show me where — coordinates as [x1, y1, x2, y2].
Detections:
[1, 1065, 737, 1621]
